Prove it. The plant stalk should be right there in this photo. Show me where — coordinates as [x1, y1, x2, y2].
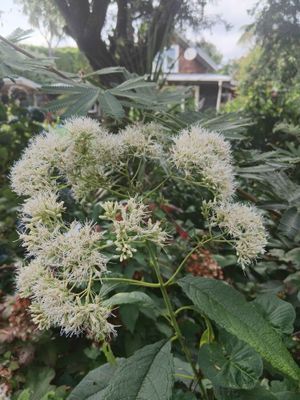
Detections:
[148, 245, 208, 400]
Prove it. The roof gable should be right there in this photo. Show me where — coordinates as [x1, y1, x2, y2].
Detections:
[174, 33, 218, 72]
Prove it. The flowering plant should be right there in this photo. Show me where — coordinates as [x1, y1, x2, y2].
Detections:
[11, 118, 300, 399]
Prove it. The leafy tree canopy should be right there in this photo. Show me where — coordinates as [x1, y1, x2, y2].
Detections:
[15, 0, 224, 75]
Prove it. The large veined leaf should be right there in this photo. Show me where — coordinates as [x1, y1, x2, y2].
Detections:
[178, 276, 300, 381]
[253, 294, 296, 335]
[198, 331, 263, 390]
[101, 340, 174, 400]
[67, 360, 122, 400]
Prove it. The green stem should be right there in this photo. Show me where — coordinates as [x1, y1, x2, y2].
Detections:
[102, 342, 117, 366]
[174, 306, 196, 316]
[143, 177, 169, 199]
[148, 245, 208, 400]
[101, 276, 160, 288]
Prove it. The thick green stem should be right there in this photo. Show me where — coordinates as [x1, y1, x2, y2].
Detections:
[101, 276, 160, 288]
[148, 245, 208, 400]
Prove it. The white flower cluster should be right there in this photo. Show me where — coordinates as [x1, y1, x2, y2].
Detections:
[171, 125, 235, 201]
[11, 116, 267, 340]
[101, 198, 167, 261]
[210, 202, 268, 268]
[171, 125, 267, 266]
[10, 132, 66, 196]
[11, 118, 168, 340]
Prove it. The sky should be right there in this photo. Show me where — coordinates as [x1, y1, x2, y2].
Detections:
[0, 0, 257, 63]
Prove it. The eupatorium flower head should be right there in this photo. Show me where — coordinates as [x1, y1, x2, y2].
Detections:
[101, 197, 168, 261]
[10, 132, 66, 196]
[171, 125, 235, 200]
[210, 202, 268, 267]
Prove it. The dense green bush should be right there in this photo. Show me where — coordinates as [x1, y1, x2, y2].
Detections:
[4, 116, 299, 399]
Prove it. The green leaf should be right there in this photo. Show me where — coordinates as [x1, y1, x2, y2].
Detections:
[17, 390, 31, 400]
[112, 76, 156, 92]
[178, 276, 300, 381]
[172, 389, 197, 400]
[98, 91, 125, 120]
[67, 360, 122, 400]
[101, 340, 174, 400]
[253, 294, 296, 335]
[119, 304, 139, 333]
[103, 291, 156, 309]
[198, 331, 263, 389]
[174, 357, 194, 386]
[214, 385, 277, 400]
[25, 367, 56, 400]
[279, 207, 300, 239]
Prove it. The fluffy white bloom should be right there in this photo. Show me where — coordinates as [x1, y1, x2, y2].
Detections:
[64, 116, 101, 138]
[211, 203, 268, 267]
[171, 125, 235, 200]
[92, 132, 124, 165]
[37, 221, 107, 285]
[20, 222, 62, 256]
[10, 131, 66, 196]
[29, 275, 114, 340]
[101, 197, 168, 261]
[61, 120, 120, 200]
[21, 191, 65, 225]
[59, 297, 115, 340]
[119, 122, 163, 157]
[15, 260, 46, 298]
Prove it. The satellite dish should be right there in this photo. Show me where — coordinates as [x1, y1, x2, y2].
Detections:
[184, 47, 197, 61]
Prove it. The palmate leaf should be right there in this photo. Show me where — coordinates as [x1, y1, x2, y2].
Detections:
[98, 91, 125, 120]
[111, 76, 156, 92]
[178, 276, 300, 382]
[198, 331, 263, 390]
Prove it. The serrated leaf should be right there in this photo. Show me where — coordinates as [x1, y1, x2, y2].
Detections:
[198, 331, 263, 389]
[112, 76, 156, 92]
[67, 360, 123, 400]
[253, 294, 296, 335]
[178, 276, 300, 382]
[98, 91, 125, 119]
[101, 340, 174, 400]
[62, 88, 99, 117]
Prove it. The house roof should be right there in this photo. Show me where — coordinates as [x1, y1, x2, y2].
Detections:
[174, 33, 218, 72]
[166, 73, 233, 83]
